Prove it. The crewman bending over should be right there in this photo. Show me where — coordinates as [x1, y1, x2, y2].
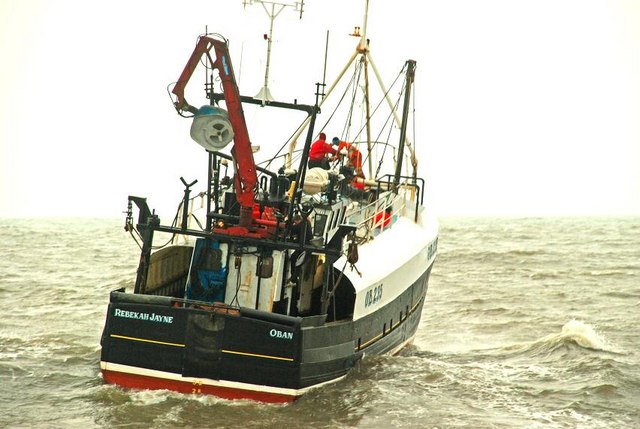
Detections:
[308, 133, 337, 170]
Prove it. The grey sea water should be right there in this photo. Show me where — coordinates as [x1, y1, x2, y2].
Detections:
[1, 216, 638, 428]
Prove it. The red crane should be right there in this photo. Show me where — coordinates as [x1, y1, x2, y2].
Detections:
[172, 35, 258, 231]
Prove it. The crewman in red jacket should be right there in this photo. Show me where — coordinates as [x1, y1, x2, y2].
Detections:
[333, 137, 364, 178]
[308, 133, 337, 169]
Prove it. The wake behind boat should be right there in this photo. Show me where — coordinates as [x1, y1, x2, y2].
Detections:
[99, 1, 438, 403]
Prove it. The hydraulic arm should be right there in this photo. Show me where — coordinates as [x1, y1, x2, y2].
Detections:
[172, 35, 257, 227]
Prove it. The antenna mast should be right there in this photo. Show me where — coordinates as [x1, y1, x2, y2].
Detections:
[243, 0, 305, 104]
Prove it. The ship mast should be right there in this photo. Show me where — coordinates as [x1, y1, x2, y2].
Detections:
[358, 0, 373, 178]
[243, 0, 305, 104]
[285, 0, 417, 178]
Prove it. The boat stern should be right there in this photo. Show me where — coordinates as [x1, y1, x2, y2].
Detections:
[100, 290, 305, 403]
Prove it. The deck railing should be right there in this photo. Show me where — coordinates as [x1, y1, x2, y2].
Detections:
[344, 185, 418, 242]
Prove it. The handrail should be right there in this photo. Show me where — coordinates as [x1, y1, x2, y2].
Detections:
[344, 191, 409, 242]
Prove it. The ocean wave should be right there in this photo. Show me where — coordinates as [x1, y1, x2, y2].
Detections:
[498, 320, 616, 360]
[586, 269, 638, 278]
[602, 290, 640, 299]
[441, 249, 545, 261]
[557, 319, 610, 350]
[528, 271, 571, 280]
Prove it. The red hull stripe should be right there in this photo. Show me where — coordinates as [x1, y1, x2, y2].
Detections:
[101, 367, 298, 404]
[99, 362, 346, 404]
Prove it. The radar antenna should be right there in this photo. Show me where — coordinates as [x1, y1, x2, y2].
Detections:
[243, 0, 305, 104]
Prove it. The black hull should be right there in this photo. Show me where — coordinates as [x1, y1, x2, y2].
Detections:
[100, 264, 432, 402]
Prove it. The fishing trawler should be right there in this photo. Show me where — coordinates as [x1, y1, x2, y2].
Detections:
[99, 1, 438, 403]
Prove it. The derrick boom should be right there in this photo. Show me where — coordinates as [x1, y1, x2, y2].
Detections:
[172, 36, 257, 224]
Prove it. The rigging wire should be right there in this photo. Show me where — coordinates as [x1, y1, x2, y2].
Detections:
[338, 61, 406, 177]
[410, 77, 417, 176]
[337, 61, 364, 142]
[258, 59, 408, 180]
[352, 63, 406, 143]
[373, 93, 403, 178]
[316, 69, 358, 140]
[260, 124, 309, 172]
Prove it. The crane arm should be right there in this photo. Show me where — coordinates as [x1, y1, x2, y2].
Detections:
[171, 36, 257, 219]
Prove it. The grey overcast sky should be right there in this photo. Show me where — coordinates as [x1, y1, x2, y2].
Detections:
[1, 0, 639, 218]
